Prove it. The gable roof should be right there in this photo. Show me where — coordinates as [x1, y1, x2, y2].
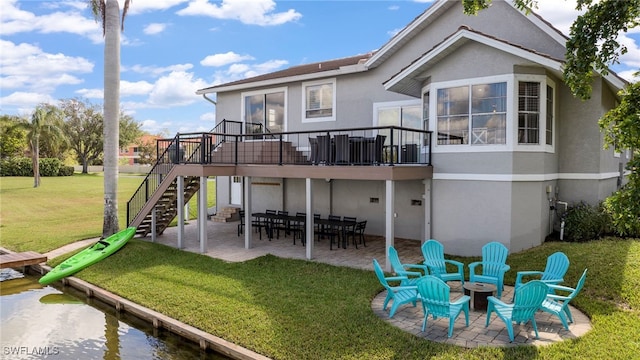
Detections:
[365, 0, 567, 70]
[196, 0, 627, 96]
[384, 25, 566, 97]
[196, 53, 372, 94]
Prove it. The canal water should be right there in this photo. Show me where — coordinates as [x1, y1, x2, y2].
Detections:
[0, 269, 230, 360]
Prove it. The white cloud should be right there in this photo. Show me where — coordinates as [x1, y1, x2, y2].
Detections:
[75, 88, 104, 99]
[125, 63, 194, 76]
[204, 59, 287, 87]
[0, 0, 103, 43]
[0, 40, 93, 92]
[144, 23, 168, 35]
[121, 80, 155, 96]
[147, 71, 209, 107]
[126, 0, 190, 15]
[0, 91, 56, 111]
[200, 112, 216, 121]
[139, 118, 174, 135]
[177, 0, 302, 26]
[205, 59, 288, 86]
[618, 34, 640, 69]
[616, 70, 640, 83]
[200, 51, 255, 67]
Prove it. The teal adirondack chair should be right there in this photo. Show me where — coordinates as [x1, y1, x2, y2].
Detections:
[421, 239, 465, 285]
[514, 251, 569, 300]
[468, 242, 510, 298]
[539, 269, 588, 330]
[485, 280, 549, 342]
[416, 276, 470, 337]
[388, 246, 428, 286]
[372, 259, 419, 318]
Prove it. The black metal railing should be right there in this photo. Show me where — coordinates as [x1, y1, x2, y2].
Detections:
[126, 125, 433, 226]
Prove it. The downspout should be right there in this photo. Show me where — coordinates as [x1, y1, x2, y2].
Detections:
[202, 93, 217, 106]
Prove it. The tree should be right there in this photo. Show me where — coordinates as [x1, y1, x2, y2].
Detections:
[0, 115, 28, 159]
[12, 104, 66, 187]
[91, 0, 132, 237]
[463, 0, 640, 234]
[60, 98, 105, 173]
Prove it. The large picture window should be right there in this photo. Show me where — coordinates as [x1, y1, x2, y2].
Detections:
[303, 79, 336, 121]
[437, 82, 506, 145]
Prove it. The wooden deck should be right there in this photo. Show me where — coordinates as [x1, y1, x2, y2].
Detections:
[0, 251, 47, 269]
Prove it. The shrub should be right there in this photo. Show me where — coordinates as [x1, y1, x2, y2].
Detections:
[39, 158, 63, 176]
[0, 157, 72, 177]
[563, 201, 611, 242]
[58, 166, 75, 176]
[0, 157, 32, 176]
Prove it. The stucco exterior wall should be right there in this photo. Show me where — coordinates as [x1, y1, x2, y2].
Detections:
[206, 1, 624, 257]
[431, 179, 512, 256]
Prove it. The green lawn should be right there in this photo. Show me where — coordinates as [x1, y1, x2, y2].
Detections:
[0, 174, 215, 252]
[2, 176, 639, 359]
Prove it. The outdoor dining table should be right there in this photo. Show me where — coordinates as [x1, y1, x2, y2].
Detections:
[252, 212, 305, 241]
[314, 217, 357, 249]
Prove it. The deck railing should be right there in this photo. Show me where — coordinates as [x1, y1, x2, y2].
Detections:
[126, 126, 432, 225]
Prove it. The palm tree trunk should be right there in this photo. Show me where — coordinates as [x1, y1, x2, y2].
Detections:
[102, 0, 120, 237]
[32, 139, 40, 188]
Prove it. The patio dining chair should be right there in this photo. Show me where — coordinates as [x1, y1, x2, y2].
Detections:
[539, 269, 588, 330]
[421, 239, 465, 285]
[468, 242, 510, 298]
[388, 246, 428, 286]
[416, 276, 470, 337]
[291, 212, 306, 246]
[485, 280, 549, 342]
[342, 216, 357, 247]
[372, 259, 419, 318]
[514, 251, 569, 300]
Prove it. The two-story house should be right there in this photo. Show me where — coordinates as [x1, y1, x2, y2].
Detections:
[128, 0, 629, 269]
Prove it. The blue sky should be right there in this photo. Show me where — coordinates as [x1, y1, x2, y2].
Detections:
[1, 0, 639, 136]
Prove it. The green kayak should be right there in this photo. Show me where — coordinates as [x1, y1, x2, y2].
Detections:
[39, 227, 136, 285]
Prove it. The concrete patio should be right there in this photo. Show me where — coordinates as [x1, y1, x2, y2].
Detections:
[141, 219, 592, 349]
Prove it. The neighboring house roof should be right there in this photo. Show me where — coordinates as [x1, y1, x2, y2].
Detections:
[384, 25, 566, 97]
[196, 53, 373, 94]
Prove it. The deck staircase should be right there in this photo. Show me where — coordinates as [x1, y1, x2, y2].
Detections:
[134, 175, 201, 237]
[127, 130, 310, 237]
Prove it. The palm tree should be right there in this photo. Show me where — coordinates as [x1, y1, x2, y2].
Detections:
[90, 0, 131, 237]
[14, 104, 66, 187]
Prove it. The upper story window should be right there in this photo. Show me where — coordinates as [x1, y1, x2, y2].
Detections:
[302, 78, 336, 122]
[242, 87, 286, 133]
[546, 85, 554, 146]
[436, 82, 507, 145]
[518, 82, 540, 144]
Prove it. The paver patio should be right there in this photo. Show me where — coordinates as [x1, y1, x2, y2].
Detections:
[144, 219, 592, 348]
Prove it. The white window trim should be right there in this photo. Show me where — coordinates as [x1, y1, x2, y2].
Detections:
[545, 78, 557, 153]
[240, 86, 288, 132]
[514, 74, 556, 153]
[428, 75, 513, 153]
[301, 78, 336, 123]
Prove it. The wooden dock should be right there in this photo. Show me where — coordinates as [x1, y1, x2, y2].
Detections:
[0, 251, 47, 269]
